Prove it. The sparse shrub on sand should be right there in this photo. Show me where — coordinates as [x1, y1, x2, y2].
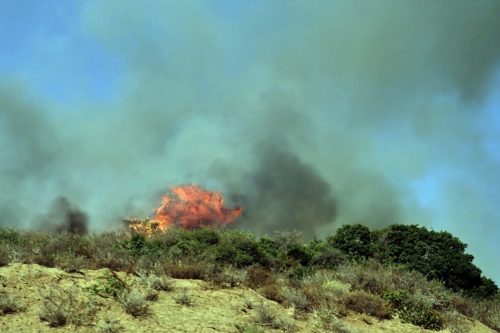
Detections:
[96, 316, 124, 333]
[174, 288, 193, 306]
[0, 292, 22, 315]
[117, 289, 149, 317]
[85, 270, 128, 298]
[38, 284, 97, 327]
[149, 274, 175, 291]
[254, 302, 295, 331]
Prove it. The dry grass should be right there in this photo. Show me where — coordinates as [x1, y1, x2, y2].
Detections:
[342, 290, 392, 320]
[471, 296, 500, 331]
[165, 262, 205, 279]
[246, 266, 275, 289]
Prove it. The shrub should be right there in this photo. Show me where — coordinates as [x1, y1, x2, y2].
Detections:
[254, 303, 295, 330]
[149, 275, 174, 291]
[334, 261, 394, 295]
[165, 262, 205, 280]
[245, 266, 275, 289]
[471, 296, 500, 331]
[259, 284, 284, 304]
[0, 245, 11, 266]
[328, 224, 374, 260]
[215, 231, 262, 268]
[316, 309, 353, 333]
[375, 224, 498, 296]
[117, 289, 149, 317]
[342, 291, 392, 319]
[382, 289, 444, 330]
[174, 288, 192, 306]
[211, 266, 247, 287]
[235, 324, 266, 333]
[281, 287, 309, 311]
[85, 271, 128, 298]
[398, 300, 444, 330]
[308, 239, 347, 269]
[188, 227, 221, 245]
[97, 316, 124, 333]
[39, 285, 97, 327]
[0, 292, 22, 315]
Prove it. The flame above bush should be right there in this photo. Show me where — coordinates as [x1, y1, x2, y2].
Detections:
[128, 185, 242, 233]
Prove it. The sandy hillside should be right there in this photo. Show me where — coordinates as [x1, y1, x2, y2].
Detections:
[0, 264, 495, 333]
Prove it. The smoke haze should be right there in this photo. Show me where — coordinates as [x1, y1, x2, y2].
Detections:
[1, 0, 500, 282]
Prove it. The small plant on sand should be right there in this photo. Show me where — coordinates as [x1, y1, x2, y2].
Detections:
[254, 302, 295, 331]
[85, 270, 128, 298]
[39, 284, 97, 327]
[235, 323, 266, 333]
[315, 309, 353, 333]
[174, 288, 193, 306]
[97, 316, 124, 333]
[117, 289, 149, 317]
[0, 292, 22, 315]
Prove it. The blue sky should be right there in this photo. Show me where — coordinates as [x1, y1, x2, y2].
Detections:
[0, 1, 121, 103]
[1, 1, 500, 284]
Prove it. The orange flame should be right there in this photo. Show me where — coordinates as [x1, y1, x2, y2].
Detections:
[127, 185, 242, 233]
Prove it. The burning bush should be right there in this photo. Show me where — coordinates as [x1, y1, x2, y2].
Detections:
[126, 185, 242, 234]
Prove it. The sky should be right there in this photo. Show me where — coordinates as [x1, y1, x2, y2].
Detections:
[1, 1, 499, 283]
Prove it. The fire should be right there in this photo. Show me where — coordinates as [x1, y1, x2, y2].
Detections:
[127, 185, 242, 233]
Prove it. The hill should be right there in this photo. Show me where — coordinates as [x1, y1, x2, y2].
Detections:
[0, 225, 499, 332]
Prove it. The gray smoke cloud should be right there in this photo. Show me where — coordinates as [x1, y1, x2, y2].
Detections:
[1, 0, 500, 281]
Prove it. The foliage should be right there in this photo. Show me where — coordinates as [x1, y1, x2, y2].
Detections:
[375, 224, 497, 296]
[328, 224, 498, 297]
[342, 291, 392, 320]
[382, 289, 444, 330]
[0, 292, 22, 315]
[39, 284, 97, 327]
[85, 271, 128, 298]
[117, 289, 149, 317]
[328, 224, 374, 260]
[0, 224, 498, 331]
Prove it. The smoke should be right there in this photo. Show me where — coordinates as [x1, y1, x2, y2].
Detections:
[1, 0, 500, 281]
[43, 197, 88, 235]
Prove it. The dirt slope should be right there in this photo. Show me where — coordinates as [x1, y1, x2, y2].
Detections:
[0, 264, 495, 333]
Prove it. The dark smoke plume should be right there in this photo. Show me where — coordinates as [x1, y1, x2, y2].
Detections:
[43, 197, 88, 235]
[1, 0, 500, 282]
[229, 147, 337, 238]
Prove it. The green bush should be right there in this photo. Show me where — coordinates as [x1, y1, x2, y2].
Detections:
[328, 224, 374, 260]
[375, 224, 497, 296]
[214, 231, 262, 268]
[382, 289, 444, 330]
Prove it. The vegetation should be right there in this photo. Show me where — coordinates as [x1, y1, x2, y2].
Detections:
[0, 223, 499, 331]
[0, 292, 22, 315]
